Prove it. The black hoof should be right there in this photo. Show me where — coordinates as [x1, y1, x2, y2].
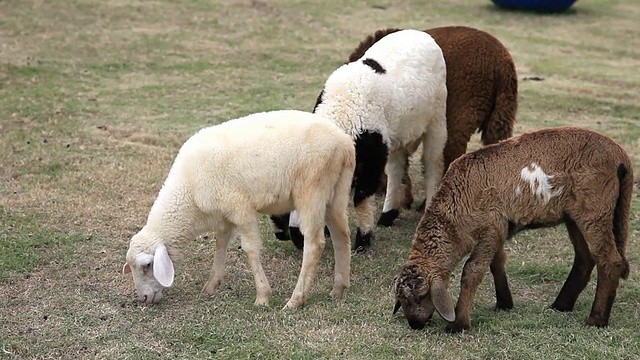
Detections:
[416, 199, 426, 213]
[550, 302, 574, 313]
[324, 226, 331, 238]
[353, 229, 372, 251]
[289, 227, 305, 250]
[377, 209, 399, 227]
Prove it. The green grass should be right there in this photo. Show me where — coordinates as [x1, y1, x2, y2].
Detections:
[1, 0, 640, 359]
[0, 207, 86, 279]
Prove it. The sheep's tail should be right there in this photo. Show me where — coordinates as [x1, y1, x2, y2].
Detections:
[480, 61, 518, 145]
[347, 28, 402, 63]
[613, 162, 633, 279]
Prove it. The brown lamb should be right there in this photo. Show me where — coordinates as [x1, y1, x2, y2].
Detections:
[353, 26, 518, 210]
[393, 126, 632, 333]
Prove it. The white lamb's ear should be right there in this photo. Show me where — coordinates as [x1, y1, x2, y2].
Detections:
[122, 263, 132, 274]
[431, 278, 455, 323]
[153, 244, 175, 288]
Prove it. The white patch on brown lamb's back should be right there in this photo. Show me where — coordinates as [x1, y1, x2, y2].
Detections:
[519, 163, 560, 203]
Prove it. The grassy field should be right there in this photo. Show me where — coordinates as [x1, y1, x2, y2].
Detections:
[1, 0, 640, 359]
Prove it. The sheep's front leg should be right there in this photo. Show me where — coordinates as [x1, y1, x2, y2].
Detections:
[285, 225, 325, 309]
[203, 224, 235, 295]
[551, 219, 594, 312]
[326, 202, 351, 300]
[446, 241, 497, 333]
[238, 219, 271, 306]
[378, 150, 407, 227]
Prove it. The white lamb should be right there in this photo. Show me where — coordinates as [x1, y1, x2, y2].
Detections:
[285, 29, 448, 251]
[122, 110, 355, 309]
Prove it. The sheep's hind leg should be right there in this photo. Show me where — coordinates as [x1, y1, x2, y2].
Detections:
[491, 246, 513, 310]
[203, 223, 235, 295]
[551, 218, 594, 312]
[582, 226, 626, 327]
[378, 150, 407, 227]
[238, 218, 272, 306]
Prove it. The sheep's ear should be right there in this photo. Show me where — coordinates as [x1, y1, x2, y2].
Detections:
[153, 244, 175, 288]
[122, 263, 132, 275]
[431, 279, 455, 322]
[393, 300, 401, 315]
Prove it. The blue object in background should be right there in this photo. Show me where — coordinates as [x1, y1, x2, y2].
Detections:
[492, 0, 578, 13]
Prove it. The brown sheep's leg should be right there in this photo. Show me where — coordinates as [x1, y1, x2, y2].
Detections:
[401, 158, 414, 210]
[490, 246, 513, 311]
[442, 134, 469, 173]
[446, 240, 497, 333]
[584, 263, 621, 327]
[581, 225, 626, 327]
[551, 219, 594, 312]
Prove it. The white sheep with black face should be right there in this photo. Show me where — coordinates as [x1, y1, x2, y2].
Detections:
[123, 110, 355, 309]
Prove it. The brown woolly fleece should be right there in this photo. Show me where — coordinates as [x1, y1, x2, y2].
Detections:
[394, 126, 633, 333]
[354, 26, 518, 208]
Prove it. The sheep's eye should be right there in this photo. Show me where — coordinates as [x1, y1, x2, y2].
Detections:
[418, 290, 430, 301]
[142, 263, 152, 273]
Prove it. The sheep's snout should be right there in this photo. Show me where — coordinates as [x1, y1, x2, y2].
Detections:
[138, 289, 163, 304]
[407, 317, 427, 330]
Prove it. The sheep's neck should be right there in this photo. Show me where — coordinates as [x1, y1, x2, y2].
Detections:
[408, 217, 460, 280]
[146, 183, 201, 247]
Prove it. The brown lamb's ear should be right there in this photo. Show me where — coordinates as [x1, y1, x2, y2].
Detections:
[122, 263, 132, 275]
[431, 278, 455, 322]
[393, 300, 401, 315]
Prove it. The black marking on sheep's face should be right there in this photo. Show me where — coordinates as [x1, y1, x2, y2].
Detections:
[312, 89, 324, 113]
[362, 58, 386, 74]
[271, 214, 290, 240]
[354, 228, 372, 252]
[394, 264, 435, 330]
[288, 226, 305, 250]
[353, 131, 388, 206]
[377, 209, 400, 227]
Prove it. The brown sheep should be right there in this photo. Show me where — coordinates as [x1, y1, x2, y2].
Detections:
[393, 126, 632, 333]
[357, 26, 518, 211]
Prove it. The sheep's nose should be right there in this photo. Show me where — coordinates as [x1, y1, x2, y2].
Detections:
[407, 318, 426, 330]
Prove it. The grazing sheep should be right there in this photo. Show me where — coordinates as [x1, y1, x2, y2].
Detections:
[394, 127, 632, 333]
[353, 26, 518, 210]
[285, 29, 448, 251]
[122, 110, 355, 309]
